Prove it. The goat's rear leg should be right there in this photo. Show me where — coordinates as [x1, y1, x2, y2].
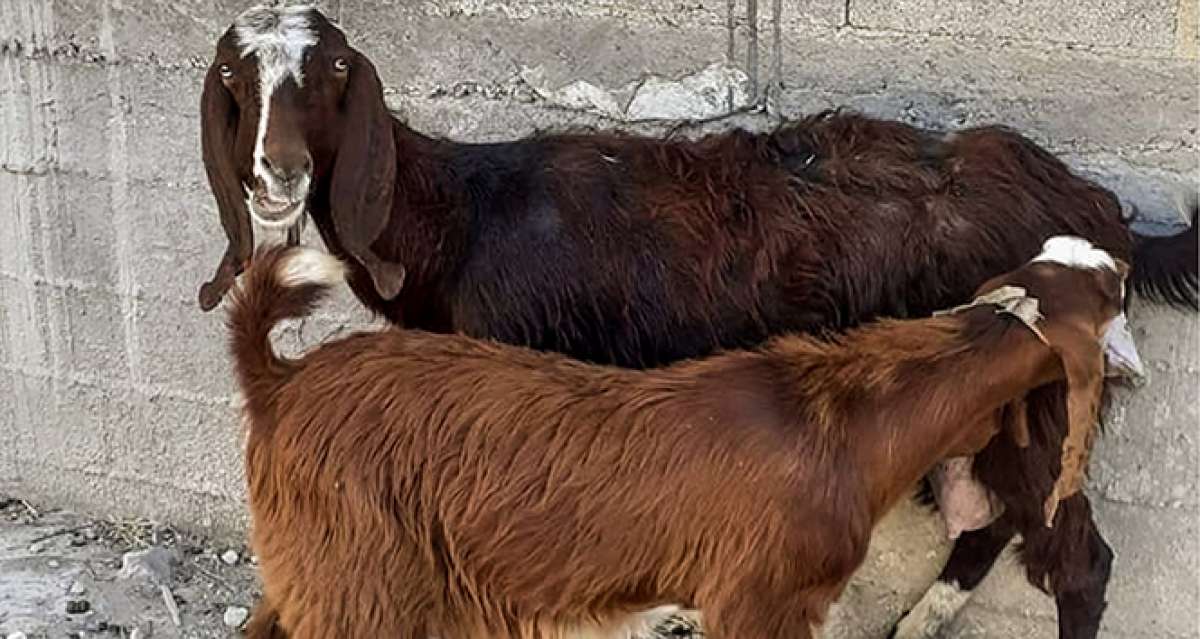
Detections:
[888, 518, 1014, 638]
[700, 573, 829, 639]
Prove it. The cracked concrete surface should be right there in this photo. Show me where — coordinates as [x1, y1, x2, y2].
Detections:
[1, 0, 1197, 637]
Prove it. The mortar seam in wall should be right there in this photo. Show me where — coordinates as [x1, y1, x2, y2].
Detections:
[100, 0, 144, 391]
[25, 462, 244, 505]
[37, 462, 242, 503]
[2, 363, 236, 409]
[0, 21, 1193, 69]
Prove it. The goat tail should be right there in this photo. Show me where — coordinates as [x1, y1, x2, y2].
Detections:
[226, 244, 346, 410]
[1129, 198, 1197, 311]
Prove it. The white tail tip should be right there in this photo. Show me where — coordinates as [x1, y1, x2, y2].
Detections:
[277, 247, 346, 287]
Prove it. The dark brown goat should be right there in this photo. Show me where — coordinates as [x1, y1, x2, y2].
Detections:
[199, 6, 1198, 637]
[228, 238, 1137, 639]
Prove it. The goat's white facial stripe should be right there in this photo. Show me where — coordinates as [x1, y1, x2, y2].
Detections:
[233, 5, 317, 195]
[1032, 235, 1117, 271]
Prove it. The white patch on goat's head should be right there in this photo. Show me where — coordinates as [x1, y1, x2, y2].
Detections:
[278, 247, 346, 288]
[234, 4, 316, 90]
[1031, 235, 1117, 271]
[234, 5, 317, 229]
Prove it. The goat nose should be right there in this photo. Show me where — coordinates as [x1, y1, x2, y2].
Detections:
[262, 155, 312, 184]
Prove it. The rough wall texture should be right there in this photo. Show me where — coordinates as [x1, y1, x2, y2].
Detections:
[1, 0, 1197, 637]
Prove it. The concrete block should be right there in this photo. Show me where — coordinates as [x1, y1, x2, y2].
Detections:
[47, 283, 131, 383]
[0, 278, 51, 371]
[119, 66, 207, 185]
[126, 180, 227, 305]
[0, 56, 57, 172]
[773, 31, 1199, 174]
[1179, 0, 1199, 58]
[848, 0, 1179, 51]
[0, 370, 16, 483]
[22, 377, 134, 474]
[108, 392, 243, 500]
[53, 63, 115, 177]
[40, 173, 121, 289]
[0, 171, 51, 280]
[3, 0, 341, 65]
[348, 0, 741, 29]
[340, 6, 735, 99]
[133, 296, 234, 400]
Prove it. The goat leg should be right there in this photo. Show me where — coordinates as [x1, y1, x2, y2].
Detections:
[888, 520, 1015, 639]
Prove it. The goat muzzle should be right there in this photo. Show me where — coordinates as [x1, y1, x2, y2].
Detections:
[1100, 311, 1145, 383]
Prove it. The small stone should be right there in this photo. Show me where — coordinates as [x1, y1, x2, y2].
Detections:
[223, 605, 250, 628]
[220, 550, 240, 566]
[249, 554, 259, 565]
[69, 581, 87, 595]
[7, 632, 29, 639]
[47, 559, 60, 568]
[28, 541, 45, 553]
[118, 547, 176, 584]
[66, 599, 91, 614]
[83, 527, 98, 541]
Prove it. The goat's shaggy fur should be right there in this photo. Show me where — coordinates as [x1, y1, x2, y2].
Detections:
[201, 6, 1198, 636]
[229, 243, 1128, 639]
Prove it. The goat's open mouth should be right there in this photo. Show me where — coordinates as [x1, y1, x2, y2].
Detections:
[247, 185, 307, 228]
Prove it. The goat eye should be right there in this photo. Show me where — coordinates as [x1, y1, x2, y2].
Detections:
[219, 64, 233, 79]
[333, 57, 348, 73]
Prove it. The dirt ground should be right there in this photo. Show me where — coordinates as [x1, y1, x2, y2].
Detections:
[0, 495, 703, 639]
[0, 496, 262, 639]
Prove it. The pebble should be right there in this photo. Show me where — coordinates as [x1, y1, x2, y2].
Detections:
[47, 559, 60, 568]
[118, 546, 176, 584]
[221, 549, 240, 566]
[28, 541, 45, 553]
[7, 632, 29, 639]
[223, 605, 250, 628]
[66, 599, 91, 614]
[69, 581, 87, 595]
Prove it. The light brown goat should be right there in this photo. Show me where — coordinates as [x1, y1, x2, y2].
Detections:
[227, 238, 1137, 639]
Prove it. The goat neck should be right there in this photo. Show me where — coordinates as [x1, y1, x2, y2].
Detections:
[790, 310, 1059, 519]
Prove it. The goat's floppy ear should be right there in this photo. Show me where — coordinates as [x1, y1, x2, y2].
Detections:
[199, 61, 253, 312]
[1043, 334, 1105, 527]
[328, 49, 405, 298]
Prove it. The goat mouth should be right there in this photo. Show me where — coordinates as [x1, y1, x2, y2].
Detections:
[246, 185, 307, 229]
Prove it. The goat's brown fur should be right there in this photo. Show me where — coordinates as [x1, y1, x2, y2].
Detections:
[228, 244, 1124, 639]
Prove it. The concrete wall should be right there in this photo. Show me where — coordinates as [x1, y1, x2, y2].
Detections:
[1, 0, 1197, 636]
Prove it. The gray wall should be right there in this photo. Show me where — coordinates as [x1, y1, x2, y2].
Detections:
[1, 1, 1197, 636]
